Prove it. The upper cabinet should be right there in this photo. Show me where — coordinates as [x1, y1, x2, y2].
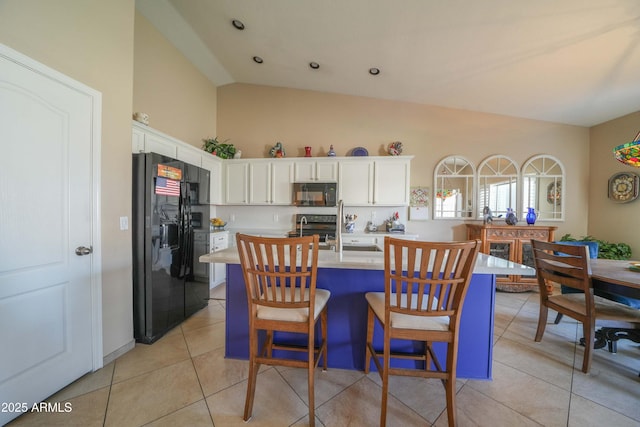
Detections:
[433, 156, 475, 219]
[338, 157, 412, 206]
[132, 124, 176, 158]
[293, 158, 338, 182]
[176, 144, 203, 168]
[224, 161, 249, 204]
[132, 124, 411, 207]
[270, 160, 295, 204]
[338, 159, 374, 205]
[132, 122, 224, 204]
[248, 160, 294, 205]
[224, 159, 294, 205]
[373, 158, 411, 205]
[521, 155, 564, 221]
[477, 155, 519, 219]
[201, 155, 222, 205]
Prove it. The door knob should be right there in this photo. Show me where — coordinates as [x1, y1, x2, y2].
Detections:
[75, 246, 93, 256]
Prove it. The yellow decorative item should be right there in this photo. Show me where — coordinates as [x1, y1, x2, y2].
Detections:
[210, 217, 226, 230]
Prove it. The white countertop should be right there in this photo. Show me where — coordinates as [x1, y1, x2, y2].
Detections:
[200, 246, 535, 276]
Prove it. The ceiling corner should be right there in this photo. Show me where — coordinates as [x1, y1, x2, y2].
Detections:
[135, 0, 234, 87]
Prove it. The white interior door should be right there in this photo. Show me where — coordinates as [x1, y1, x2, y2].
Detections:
[0, 44, 102, 425]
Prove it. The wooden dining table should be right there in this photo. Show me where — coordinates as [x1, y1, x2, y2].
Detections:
[588, 258, 640, 356]
[590, 258, 640, 290]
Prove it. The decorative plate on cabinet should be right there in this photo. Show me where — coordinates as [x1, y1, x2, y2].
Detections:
[351, 147, 368, 156]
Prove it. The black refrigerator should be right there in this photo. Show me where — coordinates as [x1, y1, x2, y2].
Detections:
[132, 152, 210, 344]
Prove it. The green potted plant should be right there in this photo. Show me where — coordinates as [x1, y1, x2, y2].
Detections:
[559, 234, 632, 260]
[202, 137, 236, 159]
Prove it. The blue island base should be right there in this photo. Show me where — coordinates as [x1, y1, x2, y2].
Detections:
[225, 264, 495, 379]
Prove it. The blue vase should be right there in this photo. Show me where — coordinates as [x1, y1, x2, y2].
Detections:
[526, 207, 537, 225]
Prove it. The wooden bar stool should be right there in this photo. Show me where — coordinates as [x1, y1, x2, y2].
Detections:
[236, 233, 329, 426]
[365, 237, 480, 427]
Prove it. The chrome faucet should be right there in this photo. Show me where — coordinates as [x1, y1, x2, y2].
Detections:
[336, 200, 343, 254]
[299, 215, 307, 237]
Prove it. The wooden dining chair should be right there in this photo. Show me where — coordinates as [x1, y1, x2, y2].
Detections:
[236, 233, 329, 426]
[364, 237, 481, 427]
[531, 239, 640, 373]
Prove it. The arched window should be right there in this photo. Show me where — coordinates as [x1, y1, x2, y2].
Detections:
[521, 155, 564, 221]
[477, 155, 519, 219]
[433, 156, 475, 219]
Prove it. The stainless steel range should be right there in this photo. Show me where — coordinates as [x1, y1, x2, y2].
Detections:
[288, 214, 337, 242]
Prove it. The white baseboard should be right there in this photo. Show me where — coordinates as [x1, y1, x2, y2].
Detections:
[103, 339, 135, 366]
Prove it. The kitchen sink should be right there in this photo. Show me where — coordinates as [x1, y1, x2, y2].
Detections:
[342, 245, 383, 252]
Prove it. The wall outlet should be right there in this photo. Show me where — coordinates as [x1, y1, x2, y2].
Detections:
[273, 213, 279, 222]
[119, 216, 129, 230]
[230, 214, 235, 222]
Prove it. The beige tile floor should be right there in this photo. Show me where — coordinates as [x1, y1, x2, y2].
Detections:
[8, 285, 640, 427]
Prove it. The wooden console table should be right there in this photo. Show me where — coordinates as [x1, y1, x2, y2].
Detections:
[466, 223, 557, 292]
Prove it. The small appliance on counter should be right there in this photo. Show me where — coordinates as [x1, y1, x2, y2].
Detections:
[386, 222, 405, 233]
[385, 211, 405, 233]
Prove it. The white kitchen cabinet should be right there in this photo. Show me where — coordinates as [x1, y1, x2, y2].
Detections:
[132, 126, 145, 153]
[270, 160, 294, 204]
[225, 161, 249, 204]
[144, 133, 177, 158]
[293, 158, 338, 182]
[176, 143, 203, 168]
[338, 157, 412, 206]
[131, 124, 176, 158]
[249, 161, 271, 204]
[246, 160, 294, 205]
[373, 158, 411, 205]
[209, 231, 229, 288]
[201, 155, 223, 205]
[218, 155, 410, 206]
[338, 159, 374, 205]
[341, 236, 377, 246]
[132, 121, 224, 205]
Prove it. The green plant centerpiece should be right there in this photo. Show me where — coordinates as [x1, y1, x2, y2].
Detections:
[560, 234, 632, 260]
[202, 137, 236, 159]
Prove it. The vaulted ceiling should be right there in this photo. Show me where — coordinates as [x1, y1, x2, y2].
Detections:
[137, 0, 640, 127]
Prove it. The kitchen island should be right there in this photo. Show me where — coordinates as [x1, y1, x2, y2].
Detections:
[200, 245, 535, 379]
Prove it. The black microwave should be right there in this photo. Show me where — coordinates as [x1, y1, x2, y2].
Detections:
[292, 182, 337, 207]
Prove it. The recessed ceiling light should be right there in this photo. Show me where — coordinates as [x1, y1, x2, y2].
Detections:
[309, 62, 320, 70]
[253, 56, 263, 64]
[369, 68, 380, 75]
[231, 19, 245, 30]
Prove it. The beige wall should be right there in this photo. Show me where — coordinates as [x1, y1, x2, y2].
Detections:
[0, 2, 219, 360]
[0, 0, 135, 356]
[589, 112, 640, 257]
[218, 83, 591, 240]
[133, 13, 217, 147]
